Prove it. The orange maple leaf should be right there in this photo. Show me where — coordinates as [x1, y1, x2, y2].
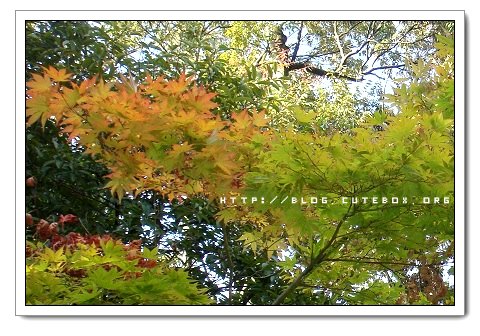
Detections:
[182, 87, 218, 112]
[163, 73, 192, 95]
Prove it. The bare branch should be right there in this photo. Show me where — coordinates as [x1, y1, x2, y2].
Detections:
[291, 21, 304, 62]
[221, 223, 235, 305]
[287, 62, 362, 82]
[323, 258, 446, 267]
[368, 23, 418, 70]
[254, 46, 269, 67]
[341, 38, 369, 67]
[340, 22, 374, 68]
[333, 22, 345, 71]
[362, 64, 406, 76]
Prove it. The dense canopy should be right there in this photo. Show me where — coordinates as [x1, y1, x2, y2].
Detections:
[25, 20, 455, 306]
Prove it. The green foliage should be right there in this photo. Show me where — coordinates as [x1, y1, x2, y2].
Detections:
[25, 20, 456, 306]
[384, 34, 454, 118]
[26, 240, 212, 305]
[240, 34, 454, 305]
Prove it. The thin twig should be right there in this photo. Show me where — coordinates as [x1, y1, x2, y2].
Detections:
[221, 223, 235, 304]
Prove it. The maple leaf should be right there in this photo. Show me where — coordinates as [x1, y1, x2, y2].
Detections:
[141, 74, 167, 97]
[90, 80, 114, 100]
[216, 156, 239, 176]
[60, 112, 84, 140]
[209, 145, 239, 175]
[170, 143, 193, 158]
[26, 95, 49, 126]
[25, 69, 262, 203]
[252, 110, 269, 127]
[48, 88, 81, 123]
[185, 180, 204, 194]
[42, 66, 72, 82]
[195, 118, 224, 137]
[86, 112, 112, 133]
[232, 110, 252, 130]
[162, 143, 194, 171]
[59, 214, 78, 224]
[61, 87, 81, 108]
[163, 73, 192, 94]
[76, 76, 97, 94]
[105, 175, 137, 200]
[216, 208, 238, 224]
[116, 72, 138, 94]
[27, 73, 52, 93]
[175, 109, 200, 126]
[182, 87, 218, 112]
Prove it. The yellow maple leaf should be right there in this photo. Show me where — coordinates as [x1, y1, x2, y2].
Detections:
[232, 110, 251, 130]
[170, 143, 193, 157]
[176, 109, 200, 125]
[42, 66, 71, 82]
[27, 73, 52, 93]
[212, 148, 239, 175]
[26, 95, 49, 126]
[252, 110, 269, 127]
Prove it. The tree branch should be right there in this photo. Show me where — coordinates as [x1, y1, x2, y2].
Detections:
[286, 62, 362, 82]
[362, 64, 406, 76]
[333, 22, 345, 63]
[366, 24, 418, 72]
[290, 21, 303, 63]
[272, 203, 353, 305]
[271, 262, 316, 305]
[254, 45, 270, 67]
[221, 223, 235, 305]
[339, 22, 374, 69]
[338, 21, 362, 38]
[341, 38, 369, 67]
[322, 258, 446, 267]
[286, 61, 405, 81]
